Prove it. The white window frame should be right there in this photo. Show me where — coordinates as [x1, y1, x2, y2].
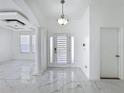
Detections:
[31, 35, 36, 53]
[20, 32, 36, 54]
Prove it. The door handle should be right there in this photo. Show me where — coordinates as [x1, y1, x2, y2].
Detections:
[54, 48, 57, 54]
[115, 55, 120, 57]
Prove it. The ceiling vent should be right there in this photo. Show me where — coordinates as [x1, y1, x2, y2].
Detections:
[0, 12, 31, 31]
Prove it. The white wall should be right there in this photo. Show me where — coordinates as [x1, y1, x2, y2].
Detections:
[90, 2, 124, 80]
[46, 7, 90, 78]
[79, 7, 90, 79]
[0, 27, 13, 62]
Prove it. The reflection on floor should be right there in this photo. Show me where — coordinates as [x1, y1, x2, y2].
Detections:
[0, 61, 124, 93]
[0, 60, 33, 79]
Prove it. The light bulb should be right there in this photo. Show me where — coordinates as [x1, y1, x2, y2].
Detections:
[57, 17, 69, 26]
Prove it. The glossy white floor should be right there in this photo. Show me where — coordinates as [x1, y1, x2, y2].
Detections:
[0, 61, 124, 93]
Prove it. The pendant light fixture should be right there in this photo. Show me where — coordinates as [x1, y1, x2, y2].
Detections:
[57, 0, 69, 26]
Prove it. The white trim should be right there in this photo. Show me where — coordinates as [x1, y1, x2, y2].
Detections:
[119, 28, 124, 79]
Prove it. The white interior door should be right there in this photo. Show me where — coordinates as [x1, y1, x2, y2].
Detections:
[100, 28, 120, 79]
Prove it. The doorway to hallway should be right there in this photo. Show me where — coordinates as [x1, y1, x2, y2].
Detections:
[48, 33, 74, 67]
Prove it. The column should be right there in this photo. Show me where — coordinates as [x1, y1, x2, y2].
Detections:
[32, 27, 41, 75]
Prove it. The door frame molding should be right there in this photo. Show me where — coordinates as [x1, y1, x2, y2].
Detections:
[47, 33, 75, 68]
[100, 27, 124, 80]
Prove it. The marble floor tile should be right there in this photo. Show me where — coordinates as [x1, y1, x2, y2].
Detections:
[0, 61, 124, 93]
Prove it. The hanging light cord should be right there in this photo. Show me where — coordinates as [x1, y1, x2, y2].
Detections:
[62, 4, 64, 16]
[61, 0, 65, 18]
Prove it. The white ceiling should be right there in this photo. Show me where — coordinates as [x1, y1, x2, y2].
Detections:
[24, 0, 124, 21]
[91, 0, 124, 6]
[26, 0, 90, 20]
[0, 0, 20, 11]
